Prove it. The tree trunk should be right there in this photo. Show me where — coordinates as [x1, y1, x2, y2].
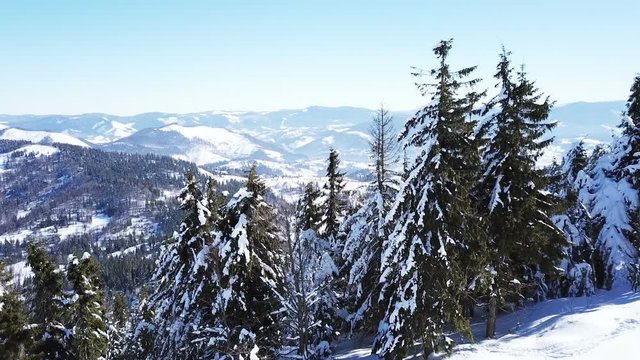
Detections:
[486, 294, 497, 338]
[422, 334, 433, 359]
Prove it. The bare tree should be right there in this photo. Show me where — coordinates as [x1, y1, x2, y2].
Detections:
[369, 104, 400, 194]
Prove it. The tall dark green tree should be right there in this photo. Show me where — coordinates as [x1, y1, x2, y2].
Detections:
[26, 242, 73, 359]
[0, 262, 31, 359]
[134, 171, 217, 360]
[67, 253, 109, 360]
[476, 49, 566, 338]
[298, 182, 323, 233]
[209, 165, 285, 359]
[322, 148, 346, 240]
[375, 39, 483, 359]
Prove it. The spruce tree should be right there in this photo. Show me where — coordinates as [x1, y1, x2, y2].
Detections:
[210, 165, 285, 359]
[136, 171, 217, 359]
[476, 49, 565, 338]
[322, 148, 346, 241]
[125, 296, 155, 360]
[375, 39, 483, 359]
[107, 293, 129, 360]
[342, 105, 400, 331]
[618, 75, 640, 286]
[282, 182, 338, 358]
[298, 182, 323, 232]
[67, 253, 109, 360]
[26, 242, 73, 359]
[0, 261, 31, 359]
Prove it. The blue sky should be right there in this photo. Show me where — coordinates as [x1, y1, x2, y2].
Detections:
[0, 0, 638, 115]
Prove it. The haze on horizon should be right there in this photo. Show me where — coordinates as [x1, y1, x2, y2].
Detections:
[0, 0, 638, 116]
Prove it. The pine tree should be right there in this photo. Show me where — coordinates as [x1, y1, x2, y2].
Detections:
[26, 242, 73, 359]
[476, 49, 566, 338]
[375, 39, 483, 359]
[342, 105, 400, 331]
[322, 148, 346, 241]
[107, 293, 129, 360]
[210, 165, 285, 359]
[546, 142, 596, 299]
[298, 182, 323, 232]
[136, 171, 216, 359]
[618, 75, 640, 288]
[0, 261, 31, 359]
[125, 295, 155, 360]
[282, 183, 338, 358]
[67, 253, 109, 360]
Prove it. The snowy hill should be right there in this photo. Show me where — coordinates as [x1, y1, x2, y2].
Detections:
[0, 102, 625, 176]
[336, 290, 640, 360]
[0, 128, 91, 148]
[103, 124, 298, 166]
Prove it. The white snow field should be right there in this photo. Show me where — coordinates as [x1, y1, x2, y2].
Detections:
[335, 289, 640, 359]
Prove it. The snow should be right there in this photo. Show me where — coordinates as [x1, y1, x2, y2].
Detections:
[160, 124, 262, 157]
[0, 128, 89, 147]
[7, 260, 34, 285]
[0, 213, 111, 243]
[16, 209, 31, 219]
[108, 243, 146, 258]
[336, 289, 640, 360]
[0, 144, 59, 174]
[0, 229, 34, 244]
[290, 136, 315, 149]
[54, 214, 111, 240]
[232, 214, 250, 264]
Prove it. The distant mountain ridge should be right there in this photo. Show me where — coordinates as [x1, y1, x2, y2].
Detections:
[0, 101, 627, 174]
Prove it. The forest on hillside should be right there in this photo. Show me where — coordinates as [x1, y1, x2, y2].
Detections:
[1, 40, 639, 360]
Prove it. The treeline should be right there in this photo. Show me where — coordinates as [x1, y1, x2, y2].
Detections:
[1, 39, 639, 360]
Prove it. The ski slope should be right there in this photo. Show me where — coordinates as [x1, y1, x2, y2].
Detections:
[336, 289, 640, 359]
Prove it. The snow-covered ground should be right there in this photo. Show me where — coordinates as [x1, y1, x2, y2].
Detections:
[0, 214, 111, 243]
[336, 289, 640, 359]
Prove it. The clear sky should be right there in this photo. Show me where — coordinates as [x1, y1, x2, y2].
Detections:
[0, 0, 638, 115]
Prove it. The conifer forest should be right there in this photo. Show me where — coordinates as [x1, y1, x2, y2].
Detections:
[2, 37, 640, 359]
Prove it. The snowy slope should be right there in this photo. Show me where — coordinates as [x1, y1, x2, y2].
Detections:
[336, 290, 640, 360]
[0, 144, 59, 174]
[159, 124, 266, 159]
[0, 128, 90, 147]
[105, 124, 295, 166]
[0, 102, 627, 174]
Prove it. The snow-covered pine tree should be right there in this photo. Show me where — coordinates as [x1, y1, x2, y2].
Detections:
[0, 261, 31, 359]
[374, 39, 483, 359]
[187, 177, 228, 356]
[475, 49, 565, 338]
[136, 171, 216, 359]
[67, 252, 109, 360]
[342, 105, 400, 332]
[617, 75, 640, 288]
[107, 293, 129, 360]
[617, 74, 640, 182]
[125, 295, 155, 360]
[575, 75, 640, 290]
[281, 182, 338, 358]
[551, 141, 596, 298]
[26, 242, 74, 359]
[211, 165, 285, 359]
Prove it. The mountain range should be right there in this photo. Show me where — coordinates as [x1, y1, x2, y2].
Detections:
[0, 101, 627, 176]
